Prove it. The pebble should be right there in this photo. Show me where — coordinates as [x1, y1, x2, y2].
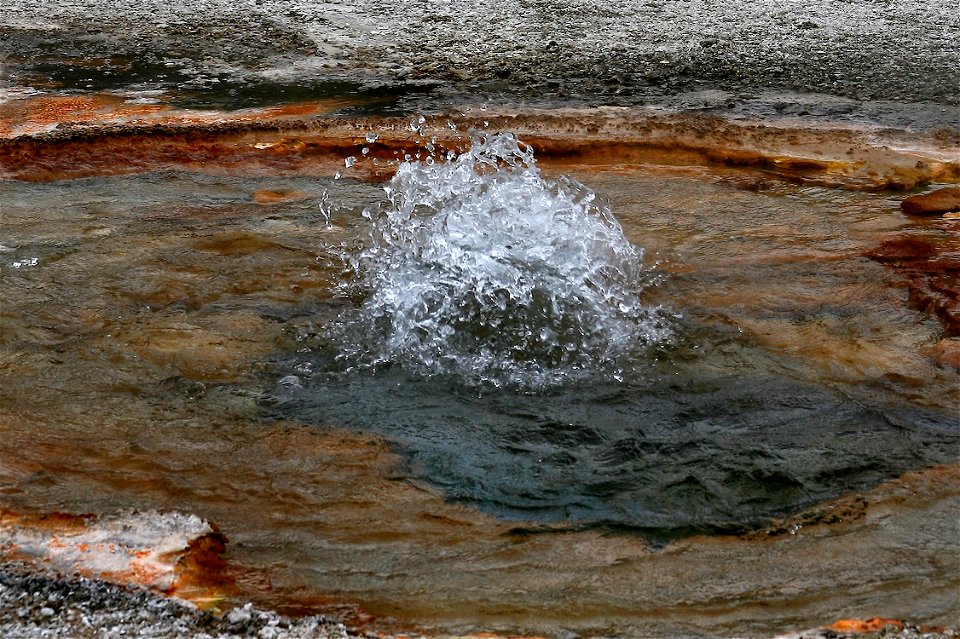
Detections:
[0, 565, 364, 639]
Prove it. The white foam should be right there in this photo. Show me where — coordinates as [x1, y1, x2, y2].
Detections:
[335, 132, 671, 389]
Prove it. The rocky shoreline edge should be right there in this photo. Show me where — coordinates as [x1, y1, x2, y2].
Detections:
[2, 562, 957, 639]
[3, 467, 959, 639]
[0, 563, 353, 639]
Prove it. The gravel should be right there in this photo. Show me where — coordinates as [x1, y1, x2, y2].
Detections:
[0, 565, 357, 639]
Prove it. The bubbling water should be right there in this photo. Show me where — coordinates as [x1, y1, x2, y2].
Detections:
[336, 132, 672, 389]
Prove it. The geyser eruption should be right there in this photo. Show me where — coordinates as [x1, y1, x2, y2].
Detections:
[336, 132, 671, 388]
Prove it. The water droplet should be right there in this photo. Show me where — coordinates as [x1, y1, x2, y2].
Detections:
[10, 257, 38, 269]
[317, 189, 335, 227]
[334, 170, 343, 180]
[365, 132, 379, 143]
[344, 156, 357, 168]
[362, 147, 369, 155]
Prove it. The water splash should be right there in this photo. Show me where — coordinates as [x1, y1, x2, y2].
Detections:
[10, 257, 39, 269]
[334, 132, 672, 389]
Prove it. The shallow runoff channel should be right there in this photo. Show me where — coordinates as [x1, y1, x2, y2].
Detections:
[1, 106, 959, 637]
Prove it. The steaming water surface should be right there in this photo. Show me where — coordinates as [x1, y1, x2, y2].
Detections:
[1, 136, 958, 635]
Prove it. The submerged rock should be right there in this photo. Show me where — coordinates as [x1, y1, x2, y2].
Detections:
[253, 189, 314, 205]
[865, 237, 938, 263]
[901, 187, 960, 216]
[866, 237, 960, 336]
[930, 339, 960, 369]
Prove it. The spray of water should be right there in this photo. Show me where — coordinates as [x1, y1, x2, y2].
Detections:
[334, 132, 672, 389]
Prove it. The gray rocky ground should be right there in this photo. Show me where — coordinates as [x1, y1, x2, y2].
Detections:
[0, 564, 356, 639]
[2, 0, 959, 126]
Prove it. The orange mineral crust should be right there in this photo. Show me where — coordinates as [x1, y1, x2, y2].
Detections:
[825, 618, 904, 633]
[2, 99, 957, 190]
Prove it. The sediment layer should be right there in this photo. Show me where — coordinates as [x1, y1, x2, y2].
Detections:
[2, 99, 958, 190]
[2, 464, 958, 638]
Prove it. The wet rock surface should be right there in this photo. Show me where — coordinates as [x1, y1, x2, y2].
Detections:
[3, 106, 957, 191]
[866, 236, 960, 337]
[901, 187, 960, 216]
[778, 624, 958, 639]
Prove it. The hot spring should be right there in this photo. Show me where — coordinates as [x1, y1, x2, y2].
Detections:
[2, 109, 958, 637]
[266, 132, 957, 541]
